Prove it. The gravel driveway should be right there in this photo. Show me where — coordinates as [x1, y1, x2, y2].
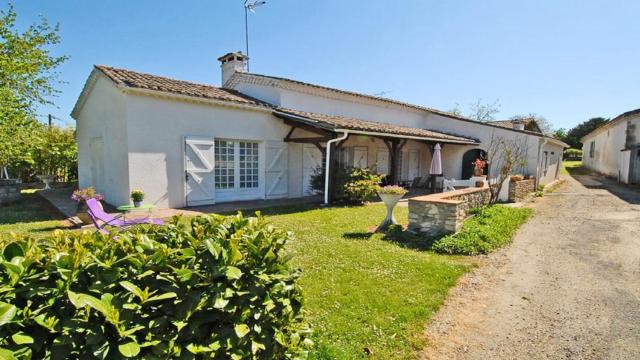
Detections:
[421, 175, 640, 359]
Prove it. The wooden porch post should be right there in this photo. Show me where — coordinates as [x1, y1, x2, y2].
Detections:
[386, 139, 406, 185]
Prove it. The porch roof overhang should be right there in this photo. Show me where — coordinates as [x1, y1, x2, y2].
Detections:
[273, 109, 479, 145]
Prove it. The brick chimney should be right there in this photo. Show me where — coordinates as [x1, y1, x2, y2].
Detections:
[218, 51, 248, 87]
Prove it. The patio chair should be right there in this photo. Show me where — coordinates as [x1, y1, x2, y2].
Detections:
[85, 198, 163, 234]
[410, 176, 422, 189]
[417, 176, 431, 188]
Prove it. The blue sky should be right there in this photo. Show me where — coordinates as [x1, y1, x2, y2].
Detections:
[10, 0, 640, 130]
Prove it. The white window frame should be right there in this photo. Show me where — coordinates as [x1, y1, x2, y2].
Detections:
[214, 139, 263, 201]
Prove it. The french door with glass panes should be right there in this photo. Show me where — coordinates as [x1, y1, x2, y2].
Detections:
[214, 140, 261, 202]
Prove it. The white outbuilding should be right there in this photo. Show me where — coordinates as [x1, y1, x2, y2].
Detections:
[71, 52, 566, 208]
[581, 108, 640, 184]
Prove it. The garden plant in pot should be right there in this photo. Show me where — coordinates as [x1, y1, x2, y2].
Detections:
[131, 189, 145, 207]
[71, 187, 104, 224]
[472, 158, 486, 177]
[376, 185, 408, 232]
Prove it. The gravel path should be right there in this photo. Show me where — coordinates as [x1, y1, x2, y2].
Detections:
[421, 175, 640, 359]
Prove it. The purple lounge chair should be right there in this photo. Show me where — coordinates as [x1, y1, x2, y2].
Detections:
[85, 198, 164, 234]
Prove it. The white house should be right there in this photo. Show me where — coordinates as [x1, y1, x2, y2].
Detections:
[71, 52, 566, 208]
[581, 108, 640, 184]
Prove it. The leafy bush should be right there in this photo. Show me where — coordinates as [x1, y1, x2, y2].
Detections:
[432, 205, 533, 255]
[310, 167, 384, 204]
[0, 213, 310, 359]
[563, 148, 582, 161]
[343, 168, 383, 204]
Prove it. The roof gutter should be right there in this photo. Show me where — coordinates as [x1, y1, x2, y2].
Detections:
[324, 131, 349, 205]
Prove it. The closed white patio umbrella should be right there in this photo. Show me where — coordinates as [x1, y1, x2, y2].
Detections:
[429, 143, 442, 175]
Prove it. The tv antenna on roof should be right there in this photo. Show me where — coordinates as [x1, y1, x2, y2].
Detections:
[373, 90, 393, 97]
[244, 0, 266, 71]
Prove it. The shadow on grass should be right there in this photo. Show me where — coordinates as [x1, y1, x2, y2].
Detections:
[343, 232, 374, 240]
[342, 225, 445, 252]
[564, 165, 591, 176]
[0, 192, 66, 225]
[382, 225, 444, 251]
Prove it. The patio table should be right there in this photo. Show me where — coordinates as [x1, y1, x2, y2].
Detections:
[116, 204, 156, 222]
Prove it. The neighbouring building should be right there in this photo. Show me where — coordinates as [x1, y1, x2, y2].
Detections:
[71, 52, 567, 208]
[581, 108, 640, 184]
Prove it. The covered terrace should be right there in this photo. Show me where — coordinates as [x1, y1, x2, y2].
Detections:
[273, 108, 481, 204]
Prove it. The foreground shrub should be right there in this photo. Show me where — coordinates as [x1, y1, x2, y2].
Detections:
[0, 213, 309, 359]
[432, 205, 533, 255]
[310, 167, 383, 204]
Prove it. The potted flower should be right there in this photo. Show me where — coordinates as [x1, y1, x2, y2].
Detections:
[131, 189, 145, 207]
[71, 187, 104, 224]
[472, 158, 486, 177]
[376, 185, 408, 232]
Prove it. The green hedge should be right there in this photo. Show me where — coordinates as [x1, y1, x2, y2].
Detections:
[0, 214, 310, 359]
[432, 206, 533, 255]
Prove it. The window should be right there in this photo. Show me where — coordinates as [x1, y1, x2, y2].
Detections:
[215, 140, 235, 189]
[239, 142, 259, 188]
[589, 141, 595, 158]
[543, 151, 549, 176]
[214, 140, 260, 191]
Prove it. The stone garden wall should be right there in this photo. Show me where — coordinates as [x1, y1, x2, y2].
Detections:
[408, 187, 490, 236]
[508, 179, 535, 202]
[0, 179, 21, 205]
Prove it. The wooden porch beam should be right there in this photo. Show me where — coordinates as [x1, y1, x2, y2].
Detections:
[284, 137, 331, 144]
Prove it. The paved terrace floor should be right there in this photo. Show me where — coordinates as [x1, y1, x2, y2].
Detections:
[38, 186, 324, 226]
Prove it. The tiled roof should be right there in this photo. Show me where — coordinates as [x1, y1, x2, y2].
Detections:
[94, 65, 272, 108]
[229, 72, 557, 138]
[273, 108, 479, 144]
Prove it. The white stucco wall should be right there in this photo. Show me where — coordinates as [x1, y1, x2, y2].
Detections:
[75, 74, 130, 206]
[582, 115, 640, 182]
[234, 80, 550, 182]
[124, 94, 297, 208]
[539, 141, 564, 185]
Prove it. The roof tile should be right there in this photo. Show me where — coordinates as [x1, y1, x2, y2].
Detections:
[274, 108, 478, 144]
[94, 65, 272, 108]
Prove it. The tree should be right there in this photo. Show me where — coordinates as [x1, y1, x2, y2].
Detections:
[0, 2, 67, 177]
[485, 134, 528, 204]
[0, 3, 67, 110]
[564, 117, 609, 149]
[468, 98, 501, 122]
[552, 128, 567, 141]
[448, 99, 501, 121]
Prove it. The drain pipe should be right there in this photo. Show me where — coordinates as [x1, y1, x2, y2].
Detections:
[324, 131, 349, 205]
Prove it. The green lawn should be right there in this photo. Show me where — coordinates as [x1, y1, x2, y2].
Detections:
[262, 205, 472, 359]
[561, 160, 588, 175]
[0, 197, 473, 359]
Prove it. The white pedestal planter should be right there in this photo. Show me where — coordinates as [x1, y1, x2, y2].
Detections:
[37, 175, 55, 190]
[376, 193, 404, 232]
